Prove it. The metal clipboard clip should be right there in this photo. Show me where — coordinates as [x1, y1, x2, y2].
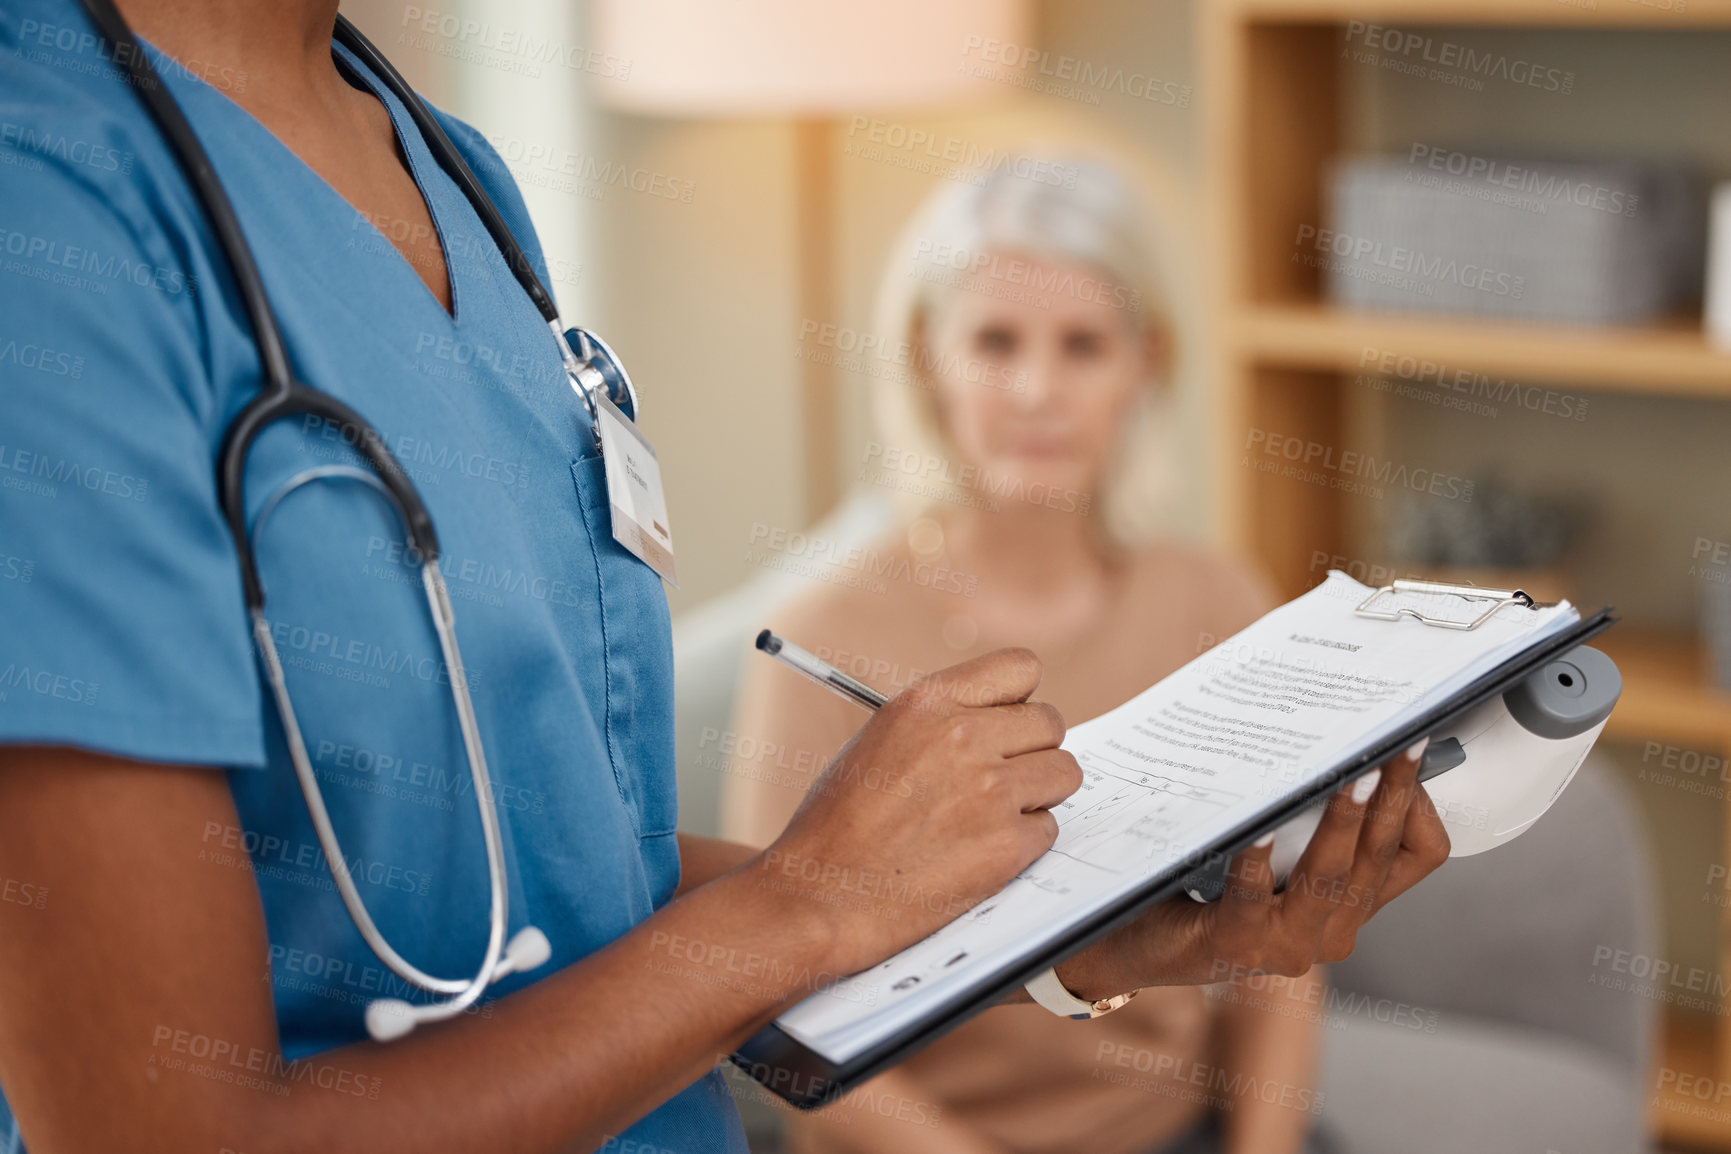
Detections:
[1354, 579, 1537, 631]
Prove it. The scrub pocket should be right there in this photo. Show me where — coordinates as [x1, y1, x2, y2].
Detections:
[570, 455, 680, 840]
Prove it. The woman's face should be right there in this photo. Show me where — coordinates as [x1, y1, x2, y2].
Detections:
[923, 252, 1158, 511]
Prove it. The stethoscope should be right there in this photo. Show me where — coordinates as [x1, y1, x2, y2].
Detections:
[78, 0, 639, 1041]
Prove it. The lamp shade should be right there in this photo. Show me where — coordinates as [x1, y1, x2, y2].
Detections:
[590, 0, 1031, 116]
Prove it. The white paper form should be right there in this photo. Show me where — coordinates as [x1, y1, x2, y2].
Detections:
[775, 572, 1579, 1065]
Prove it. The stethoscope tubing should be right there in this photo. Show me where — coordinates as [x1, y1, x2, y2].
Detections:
[71, 0, 579, 1039]
[247, 468, 504, 1002]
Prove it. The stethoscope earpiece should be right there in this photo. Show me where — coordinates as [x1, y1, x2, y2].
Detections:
[363, 926, 553, 1041]
[365, 999, 419, 1043]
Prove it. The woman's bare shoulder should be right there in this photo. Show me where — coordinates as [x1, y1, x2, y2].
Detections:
[758, 532, 922, 651]
[1125, 541, 1279, 625]
[762, 526, 990, 700]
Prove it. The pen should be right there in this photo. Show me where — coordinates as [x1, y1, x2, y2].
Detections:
[755, 629, 889, 712]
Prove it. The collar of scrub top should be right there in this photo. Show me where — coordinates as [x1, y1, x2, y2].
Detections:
[69, 0, 645, 1041]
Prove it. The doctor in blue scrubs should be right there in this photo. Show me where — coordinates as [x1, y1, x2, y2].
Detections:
[0, 0, 1452, 1150]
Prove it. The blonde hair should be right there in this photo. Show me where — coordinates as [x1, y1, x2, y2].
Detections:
[869, 151, 1178, 550]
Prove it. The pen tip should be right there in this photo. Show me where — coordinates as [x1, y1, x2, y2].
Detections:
[755, 629, 780, 654]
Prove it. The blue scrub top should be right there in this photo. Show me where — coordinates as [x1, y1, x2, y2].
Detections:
[0, 2, 746, 1150]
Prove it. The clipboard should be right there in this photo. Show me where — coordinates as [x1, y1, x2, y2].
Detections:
[732, 583, 1618, 1109]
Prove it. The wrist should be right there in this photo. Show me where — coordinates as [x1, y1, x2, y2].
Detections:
[720, 852, 849, 994]
[1053, 943, 1134, 1004]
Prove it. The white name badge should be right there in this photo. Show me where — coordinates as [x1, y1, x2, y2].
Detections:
[594, 392, 678, 587]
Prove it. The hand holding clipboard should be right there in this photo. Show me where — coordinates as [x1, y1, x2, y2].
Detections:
[740, 573, 1616, 1107]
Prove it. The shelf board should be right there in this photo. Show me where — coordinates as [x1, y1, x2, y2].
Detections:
[1230, 303, 1731, 398]
[1598, 630, 1731, 750]
[1224, 0, 1731, 28]
[1655, 1013, 1731, 1150]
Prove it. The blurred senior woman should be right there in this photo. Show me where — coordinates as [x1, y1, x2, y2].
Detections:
[724, 155, 1329, 1154]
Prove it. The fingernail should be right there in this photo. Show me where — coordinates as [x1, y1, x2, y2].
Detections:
[1350, 769, 1382, 805]
[1407, 736, 1430, 763]
[1254, 833, 1275, 849]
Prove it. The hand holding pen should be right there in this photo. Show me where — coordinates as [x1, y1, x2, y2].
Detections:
[751, 635, 1080, 978]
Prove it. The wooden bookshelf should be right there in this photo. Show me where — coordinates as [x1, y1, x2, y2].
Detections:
[1225, 0, 1731, 27]
[1202, 0, 1731, 1147]
[1232, 304, 1731, 398]
[1657, 1011, 1731, 1151]
[1599, 630, 1731, 749]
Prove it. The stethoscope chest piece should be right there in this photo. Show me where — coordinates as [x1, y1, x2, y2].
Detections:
[559, 326, 638, 426]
